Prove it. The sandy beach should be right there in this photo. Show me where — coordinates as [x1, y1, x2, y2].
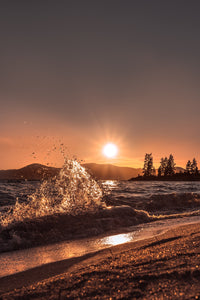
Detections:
[0, 222, 200, 299]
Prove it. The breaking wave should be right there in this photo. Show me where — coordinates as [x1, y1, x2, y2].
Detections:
[143, 192, 200, 212]
[0, 206, 153, 253]
[1, 202, 200, 253]
[0, 159, 103, 227]
[105, 192, 200, 213]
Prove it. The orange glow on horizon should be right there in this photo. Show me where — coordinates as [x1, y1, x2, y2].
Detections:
[0, 122, 198, 170]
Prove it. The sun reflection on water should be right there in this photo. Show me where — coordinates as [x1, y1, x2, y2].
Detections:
[102, 180, 117, 195]
[104, 180, 116, 186]
[102, 233, 132, 246]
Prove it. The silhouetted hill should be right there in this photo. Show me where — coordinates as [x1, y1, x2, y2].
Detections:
[83, 163, 142, 180]
[0, 164, 60, 181]
[83, 164, 185, 180]
[175, 167, 185, 173]
[0, 163, 142, 181]
[0, 163, 186, 181]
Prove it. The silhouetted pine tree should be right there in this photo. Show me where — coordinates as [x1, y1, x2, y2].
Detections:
[159, 155, 176, 176]
[143, 153, 154, 177]
[191, 158, 198, 175]
[167, 154, 176, 176]
[159, 158, 164, 176]
[186, 160, 192, 174]
[163, 157, 169, 176]
[159, 157, 168, 176]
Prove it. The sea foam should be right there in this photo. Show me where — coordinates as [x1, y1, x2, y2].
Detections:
[0, 159, 103, 227]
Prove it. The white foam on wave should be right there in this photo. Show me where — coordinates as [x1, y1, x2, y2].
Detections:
[0, 159, 103, 227]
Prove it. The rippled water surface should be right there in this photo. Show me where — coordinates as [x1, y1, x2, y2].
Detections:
[103, 180, 200, 214]
[1, 180, 200, 211]
[1, 172, 200, 276]
[1, 171, 200, 255]
[103, 180, 200, 199]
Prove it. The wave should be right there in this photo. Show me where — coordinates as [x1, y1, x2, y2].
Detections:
[144, 192, 200, 211]
[104, 192, 200, 213]
[0, 160, 103, 227]
[0, 206, 152, 253]
[1, 203, 200, 253]
[0, 191, 15, 207]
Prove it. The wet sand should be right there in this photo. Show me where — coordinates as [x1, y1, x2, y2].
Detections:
[0, 223, 200, 299]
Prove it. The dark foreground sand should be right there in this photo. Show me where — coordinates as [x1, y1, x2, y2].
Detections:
[0, 223, 200, 299]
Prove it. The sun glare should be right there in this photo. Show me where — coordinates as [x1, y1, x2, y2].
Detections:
[103, 143, 118, 158]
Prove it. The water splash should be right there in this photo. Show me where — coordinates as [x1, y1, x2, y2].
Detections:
[0, 159, 103, 227]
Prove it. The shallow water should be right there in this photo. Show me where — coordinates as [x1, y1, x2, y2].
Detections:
[1, 179, 200, 253]
[0, 215, 200, 278]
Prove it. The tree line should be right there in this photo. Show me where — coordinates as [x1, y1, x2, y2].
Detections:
[143, 153, 199, 177]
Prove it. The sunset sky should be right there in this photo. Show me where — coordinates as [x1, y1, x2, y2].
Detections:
[1, 1, 200, 169]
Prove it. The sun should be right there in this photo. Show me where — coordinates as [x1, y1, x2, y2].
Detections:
[103, 143, 118, 158]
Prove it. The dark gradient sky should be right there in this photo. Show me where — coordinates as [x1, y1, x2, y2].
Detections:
[1, 1, 200, 169]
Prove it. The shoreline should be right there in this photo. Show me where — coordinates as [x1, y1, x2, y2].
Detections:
[129, 176, 200, 181]
[1, 222, 200, 299]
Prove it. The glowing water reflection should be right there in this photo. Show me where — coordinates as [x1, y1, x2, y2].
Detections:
[102, 233, 133, 246]
[0, 215, 200, 278]
[103, 180, 116, 187]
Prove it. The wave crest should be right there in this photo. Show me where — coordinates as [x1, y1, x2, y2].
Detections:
[0, 206, 152, 252]
[0, 160, 103, 227]
[104, 192, 200, 212]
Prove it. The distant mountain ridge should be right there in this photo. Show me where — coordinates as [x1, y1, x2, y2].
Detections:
[0, 163, 185, 181]
[0, 163, 142, 181]
[175, 167, 185, 173]
[83, 163, 142, 180]
[0, 164, 60, 181]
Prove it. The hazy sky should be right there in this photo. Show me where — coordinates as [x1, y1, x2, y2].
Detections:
[1, 1, 200, 169]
